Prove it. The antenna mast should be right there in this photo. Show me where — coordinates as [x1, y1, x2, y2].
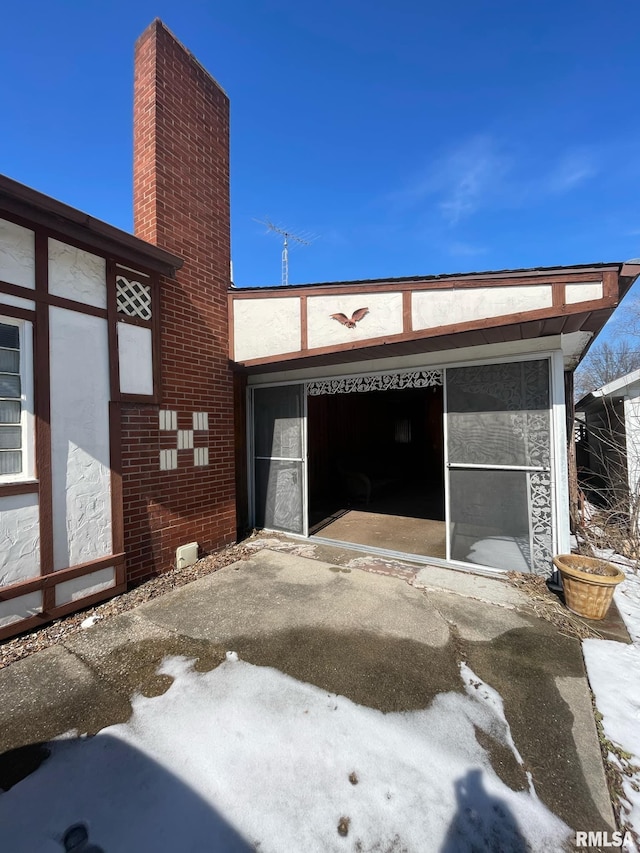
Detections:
[255, 218, 314, 286]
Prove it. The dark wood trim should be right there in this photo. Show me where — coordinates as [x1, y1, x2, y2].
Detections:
[235, 296, 620, 369]
[49, 582, 127, 621]
[0, 581, 127, 642]
[0, 553, 126, 601]
[620, 262, 640, 278]
[552, 284, 565, 309]
[402, 291, 412, 333]
[109, 401, 124, 559]
[115, 313, 153, 329]
[114, 260, 154, 280]
[34, 230, 54, 613]
[0, 481, 39, 497]
[46, 292, 107, 319]
[0, 277, 107, 319]
[0, 279, 37, 301]
[0, 613, 47, 641]
[119, 391, 158, 403]
[300, 295, 308, 351]
[602, 269, 619, 301]
[242, 311, 606, 374]
[0, 303, 36, 322]
[0, 193, 180, 277]
[106, 259, 121, 401]
[229, 270, 608, 300]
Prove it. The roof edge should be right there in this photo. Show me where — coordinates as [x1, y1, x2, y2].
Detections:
[0, 173, 183, 277]
[231, 261, 624, 294]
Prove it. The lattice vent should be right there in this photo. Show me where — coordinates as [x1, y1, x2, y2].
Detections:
[116, 275, 152, 320]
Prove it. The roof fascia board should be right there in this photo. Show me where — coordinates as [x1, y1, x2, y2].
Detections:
[0, 174, 183, 277]
[231, 264, 622, 296]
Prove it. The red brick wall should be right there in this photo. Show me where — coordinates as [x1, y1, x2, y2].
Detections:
[124, 19, 236, 583]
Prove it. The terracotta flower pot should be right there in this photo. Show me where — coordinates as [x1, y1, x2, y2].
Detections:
[553, 554, 625, 620]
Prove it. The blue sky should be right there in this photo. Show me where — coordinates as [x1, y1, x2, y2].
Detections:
[2, 1, 640, 290]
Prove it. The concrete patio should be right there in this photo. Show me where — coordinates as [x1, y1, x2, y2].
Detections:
[0, 548, 615, 837]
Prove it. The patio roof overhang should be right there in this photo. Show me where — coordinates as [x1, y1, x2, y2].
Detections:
[230, 262, 639, 374]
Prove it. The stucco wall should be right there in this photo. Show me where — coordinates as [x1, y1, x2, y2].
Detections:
[0, 592, 41, 629]
[49, 306, 113, 570]
[234, 298, 301, 361]
[118, 322, 154, 395]
[566, 282, 603, 304]
[0, 493, 40, 586]
[412, 285, 553, 330]
[231, 280, 606, 364]
[54, 566, 116, 607]
[0, 218, 35, 288]
[48, 238, 107, 308]
[307, 293, 403, 349]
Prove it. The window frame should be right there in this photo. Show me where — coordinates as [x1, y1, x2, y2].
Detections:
[0, 316, 35, 483]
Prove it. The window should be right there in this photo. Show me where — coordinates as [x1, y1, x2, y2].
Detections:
[0, 319, 33, 480]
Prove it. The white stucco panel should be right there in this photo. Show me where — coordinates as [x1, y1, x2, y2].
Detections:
[48, 238, 107, 309]
[118, 322, 154, 395]
[54, 567, 115, 607]
[50, 307, 112, 570]
[307, 293, 403, 350]
[234, 298, 301, 361]
[0, 218, 35, 288]
[0, 493, 40, 587]
[412, 285, 553, 330]
[0, 591, 42, 628]
[0, 293, 36, 312]
[565, 282, 603, 304]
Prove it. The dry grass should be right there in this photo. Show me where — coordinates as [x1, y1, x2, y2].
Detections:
[506, 571, 604, 641]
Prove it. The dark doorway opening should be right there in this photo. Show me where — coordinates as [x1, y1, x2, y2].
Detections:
[307, 386, 445, 557]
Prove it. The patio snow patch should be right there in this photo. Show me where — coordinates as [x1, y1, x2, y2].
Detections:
[0, 656, 571, 853]
[582, 551, 640, 850]
[583, 639, 640, 848]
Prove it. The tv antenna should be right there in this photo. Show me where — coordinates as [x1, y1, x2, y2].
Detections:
[254, 218, 315, 286]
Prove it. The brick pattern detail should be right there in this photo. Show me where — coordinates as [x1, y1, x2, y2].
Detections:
[124, 20, 236, 584]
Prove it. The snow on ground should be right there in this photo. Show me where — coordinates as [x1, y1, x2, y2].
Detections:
[0, 656, 570, 853]
[581, 548, 640, 851]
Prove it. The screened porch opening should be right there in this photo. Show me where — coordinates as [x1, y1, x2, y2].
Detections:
[307, 386, 446, 558]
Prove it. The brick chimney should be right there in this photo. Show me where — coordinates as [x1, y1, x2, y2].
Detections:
[123, 19, 236, 583]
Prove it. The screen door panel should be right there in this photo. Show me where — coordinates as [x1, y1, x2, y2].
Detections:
[446, 360, 553, 574]
[253, 385, 305, 535]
